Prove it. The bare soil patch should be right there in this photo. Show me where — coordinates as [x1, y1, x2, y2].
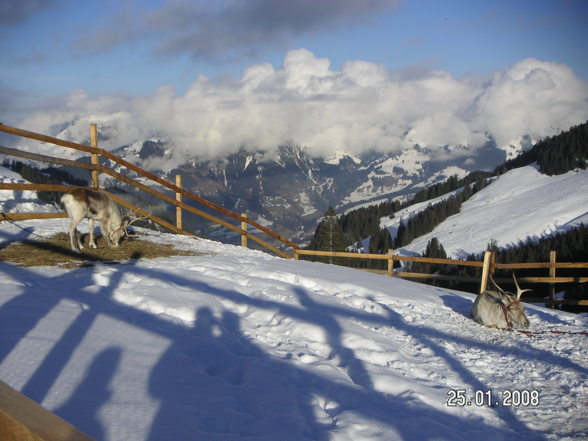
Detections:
[0, 232, 199, 268]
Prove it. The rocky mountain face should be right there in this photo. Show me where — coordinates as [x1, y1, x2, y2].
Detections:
[109, 140, 507, 245]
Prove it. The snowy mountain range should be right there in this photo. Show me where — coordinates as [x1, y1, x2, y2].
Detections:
[99, 134, 508, 243]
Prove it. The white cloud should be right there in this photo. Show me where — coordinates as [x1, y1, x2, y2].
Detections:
[16, 50, 588, 165]
[470, 59, 588, 148]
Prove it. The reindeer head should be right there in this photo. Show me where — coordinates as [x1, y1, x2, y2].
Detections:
[108, 225, 126, 248]
[491, 273, 532, 328]
[117, 209, 151, 244]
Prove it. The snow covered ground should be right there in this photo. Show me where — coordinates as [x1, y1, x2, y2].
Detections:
[1, 164, 588, 440]
[1, 217, 587, 441]
[384, 166, 588, 258]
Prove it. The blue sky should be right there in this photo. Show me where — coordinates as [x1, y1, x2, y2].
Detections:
[2, 0, 587, 100]
[1, 0, 587, 159]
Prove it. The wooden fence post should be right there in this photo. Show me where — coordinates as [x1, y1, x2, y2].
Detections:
[480, 251, 492, 293]
[175, 174, 183, 230]
[241, 213, 248, 248]
[387, 249, 394, 277]
[549, 250, 556, 308]
[90, 124, 99, 189]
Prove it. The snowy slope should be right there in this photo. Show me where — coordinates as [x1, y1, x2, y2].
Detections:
[0, 165, 60, 215]
[392, 166, 588, 258]
[1, 217, 587, 441]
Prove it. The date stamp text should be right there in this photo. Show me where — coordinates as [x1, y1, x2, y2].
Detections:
[446, 389, 540, 407]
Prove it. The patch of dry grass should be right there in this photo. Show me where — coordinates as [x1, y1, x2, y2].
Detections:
[0, 232, 199, 268]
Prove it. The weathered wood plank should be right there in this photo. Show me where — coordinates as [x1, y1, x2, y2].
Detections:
[296, 249, 484, 267]
[0, 123, 98, 154]
[296, 249, 390, 260]
[0, 212, 67, 221]
[0, 380, 96, 441]
[0, 183, 75, 192]
[0, 145, 96, 170]
[495, 262, 588, 269]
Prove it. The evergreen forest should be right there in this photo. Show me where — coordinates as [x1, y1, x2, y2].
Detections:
[495, 121, 588, 176]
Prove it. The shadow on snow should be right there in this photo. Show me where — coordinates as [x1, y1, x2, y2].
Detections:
[2, 228, 581, 440]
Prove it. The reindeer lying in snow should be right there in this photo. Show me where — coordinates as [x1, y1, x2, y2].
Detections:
[61, 188, 128, 252]
[471, 274, 531, 329]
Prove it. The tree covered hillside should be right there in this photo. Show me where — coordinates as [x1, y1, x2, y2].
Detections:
[308, 171, 492, 253]
[308, 121, 587, 255]
[305, 122, 588, 307]
[495, 121, 588, 175]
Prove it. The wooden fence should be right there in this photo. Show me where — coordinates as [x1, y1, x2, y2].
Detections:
[0, 123, 298, 259]
[295, 249, 588, 306]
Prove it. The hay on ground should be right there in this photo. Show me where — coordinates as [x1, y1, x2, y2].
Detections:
[0, 232, 199, 268]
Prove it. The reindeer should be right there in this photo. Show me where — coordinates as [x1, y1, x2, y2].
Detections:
[471, 273, 531, 329]
[61, 188, 128, 252]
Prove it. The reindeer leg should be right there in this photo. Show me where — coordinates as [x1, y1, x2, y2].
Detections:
[88, 218, 97, 249]
[68, 215, 85, 252]
[68, 224, 78, 251]
[98, 222, 112, 248]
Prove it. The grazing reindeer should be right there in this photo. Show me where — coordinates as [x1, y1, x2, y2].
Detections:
[471, 274, 531, 329]
[61, 188, 126, 252]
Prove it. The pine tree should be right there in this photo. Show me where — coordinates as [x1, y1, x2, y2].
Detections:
[411, 237, 448, 283]
[308, 207, 347, 264]
[425, 237, 448, 260]
[368, 228, 393, 269]
[486, 239, 499, 253]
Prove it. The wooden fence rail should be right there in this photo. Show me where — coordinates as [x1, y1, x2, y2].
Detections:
[295, 249, 588, 306]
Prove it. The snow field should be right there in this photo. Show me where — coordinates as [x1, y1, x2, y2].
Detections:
[1, 212, 587, 438]
[396, 165, 588, 257]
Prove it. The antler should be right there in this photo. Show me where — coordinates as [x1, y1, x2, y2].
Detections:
[124, 206, 152, 235]
[489, 273, 507, 294]
[512, 273, 532, 300]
